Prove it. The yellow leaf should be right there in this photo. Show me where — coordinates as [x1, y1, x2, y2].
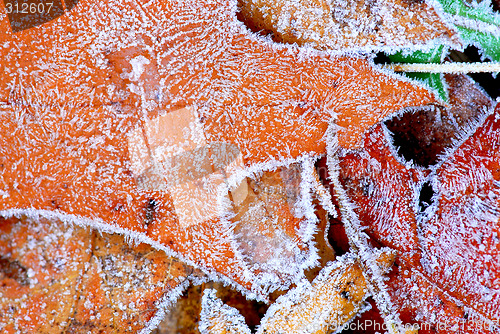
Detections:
[199, 250, 399, 334]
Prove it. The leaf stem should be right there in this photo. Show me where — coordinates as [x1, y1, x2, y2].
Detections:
[384, 62, 500, 73]
[309, 166, 338, 218]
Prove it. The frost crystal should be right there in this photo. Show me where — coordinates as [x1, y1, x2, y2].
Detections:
[199, 289, 252, 334]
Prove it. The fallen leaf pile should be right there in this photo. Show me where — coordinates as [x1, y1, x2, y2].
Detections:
[199, 251, 397, 334]
[0, 0, 499, 332]
[330, 86, 499, 332]
[0, 0, 435, 302]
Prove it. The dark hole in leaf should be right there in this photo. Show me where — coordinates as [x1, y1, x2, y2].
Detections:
[0, 256, 29, 286]
[373, 52, 392, 65]
[384, 106, 447, 167]
[418, 181, 435, 214]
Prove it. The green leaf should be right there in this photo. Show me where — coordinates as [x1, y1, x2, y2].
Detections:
[437, 0, 500, 26]
[389, 46, 445, 64]
[456, 27, 500, 61]
[405, 73, 448, 102]
[436, 0, 500, 61]
[388, 46, 449, 102]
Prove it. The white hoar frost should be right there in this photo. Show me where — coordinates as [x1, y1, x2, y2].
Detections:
[0, 0, 475, 332]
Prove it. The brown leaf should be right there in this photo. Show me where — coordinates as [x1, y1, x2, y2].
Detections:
[385, 74, 495, 167]
[0, 216, 201, 333]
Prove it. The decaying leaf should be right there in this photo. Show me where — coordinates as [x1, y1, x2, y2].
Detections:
[0, 0, 435, 299]
[237, 0, 460, 52]
[0, 215, 202, 334]
[334, 98, 500, 332]
[231, 163, 314, 286]
[199, 251, 400, 334]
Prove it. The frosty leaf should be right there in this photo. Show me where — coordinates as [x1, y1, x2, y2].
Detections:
[0, 215, 201, 334]
[384, 104, 500, 332]
[435, 0, 500, 61]
[237, 0, 459, 53]
[199, 252, 398, 334]
[231, 164, 315, 285]
[0, 0, 436, 148]
[388, 46, 449, 102]
[325, 130, 411, 333]
[255, 253, 381, 334]
[336, 124, 425, 256]
[334, 101, 500, 332]
[0, 0, 436, 298]
[417, 104, 500, 327]
[199, 289, 252, 334]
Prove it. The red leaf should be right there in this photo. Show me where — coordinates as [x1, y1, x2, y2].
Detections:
[335, 103, 500, 332]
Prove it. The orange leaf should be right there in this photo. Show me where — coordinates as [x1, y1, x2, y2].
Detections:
[237, 0, 460, 51]
[200, 252, 397, 334]
[0, 216, 201, 333]
[0, 0, 434, 297]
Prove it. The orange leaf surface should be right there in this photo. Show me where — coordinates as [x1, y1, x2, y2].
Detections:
[237, 0, 459, 51]
[0, 0, 435, 297]
[199, 251, 399, 334]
